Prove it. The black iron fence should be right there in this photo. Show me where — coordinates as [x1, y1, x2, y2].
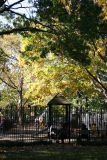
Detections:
[0, 105, 107, 144]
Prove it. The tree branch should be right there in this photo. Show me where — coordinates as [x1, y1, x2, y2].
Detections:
[0, 77, 17, 89]
[0, 0, 6, 7]
[92, 41, 107, 63]
[9, 10, 57, 34]
[91, 79, 107, 102]
[86, 68, 107, 92]
[3, 70, 18, 89]
[0, 0, 25, 13]
[12, 6, 33, 9]
[0, 2, 57, 36]
[98, 52, 106, 63]
[23, 99, 29, 107]
[8, 0, 24, 8]
[97, 72, 102, 83]
[0, 27, 54, 36]
[91, 79, 103, 93]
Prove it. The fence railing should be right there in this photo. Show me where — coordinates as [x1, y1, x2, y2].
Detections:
[0, 107, 107, 144]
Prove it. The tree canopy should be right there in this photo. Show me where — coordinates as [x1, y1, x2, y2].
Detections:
[0, 0, 107, 109]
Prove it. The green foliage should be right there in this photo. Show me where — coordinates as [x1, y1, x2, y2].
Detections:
[78, 0, 103, 40]
[21, 0, 106, 65]
[0, 86, 17, 108]
[88, 96, 107, 110]
[0, 48, 7, 64]
[0, 0, 106, 65]
[0, 0, 106, 110]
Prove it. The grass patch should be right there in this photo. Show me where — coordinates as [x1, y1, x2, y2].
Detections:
[0, 145, 107, 160]
[0, 140, 52, 147]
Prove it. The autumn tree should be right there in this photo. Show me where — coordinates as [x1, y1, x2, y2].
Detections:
[84, 0, 107, 104]
[0, 86, 18, 108]
[0, 34, 29, 124]
[0, 0, 106, 108]
[20, 0, 107, 107]
[34, 0, 107, 103]
[20, 32, 92, 106]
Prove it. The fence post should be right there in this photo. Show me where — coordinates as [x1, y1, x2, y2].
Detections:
[69, 104, 71, 144]
[49, 105, 52, 127]
[66, 105, 69, 122]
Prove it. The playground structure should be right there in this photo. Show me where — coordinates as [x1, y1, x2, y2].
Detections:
[0, 93, 107, 143]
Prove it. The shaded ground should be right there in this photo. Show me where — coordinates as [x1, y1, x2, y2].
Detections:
[0, 145, 107, 160]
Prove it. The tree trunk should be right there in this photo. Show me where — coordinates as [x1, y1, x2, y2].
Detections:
[18, 91, 23, 125]
[18, 78, 24, 126]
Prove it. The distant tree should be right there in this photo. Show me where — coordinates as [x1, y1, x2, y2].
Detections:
[0, 34, 29, 125]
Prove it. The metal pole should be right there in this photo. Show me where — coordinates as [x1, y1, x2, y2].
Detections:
[101, 109, 103, 139]
[69, 104, 71, 144]
[66, 105, 68, 122]
[49, 105, 52, 127]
